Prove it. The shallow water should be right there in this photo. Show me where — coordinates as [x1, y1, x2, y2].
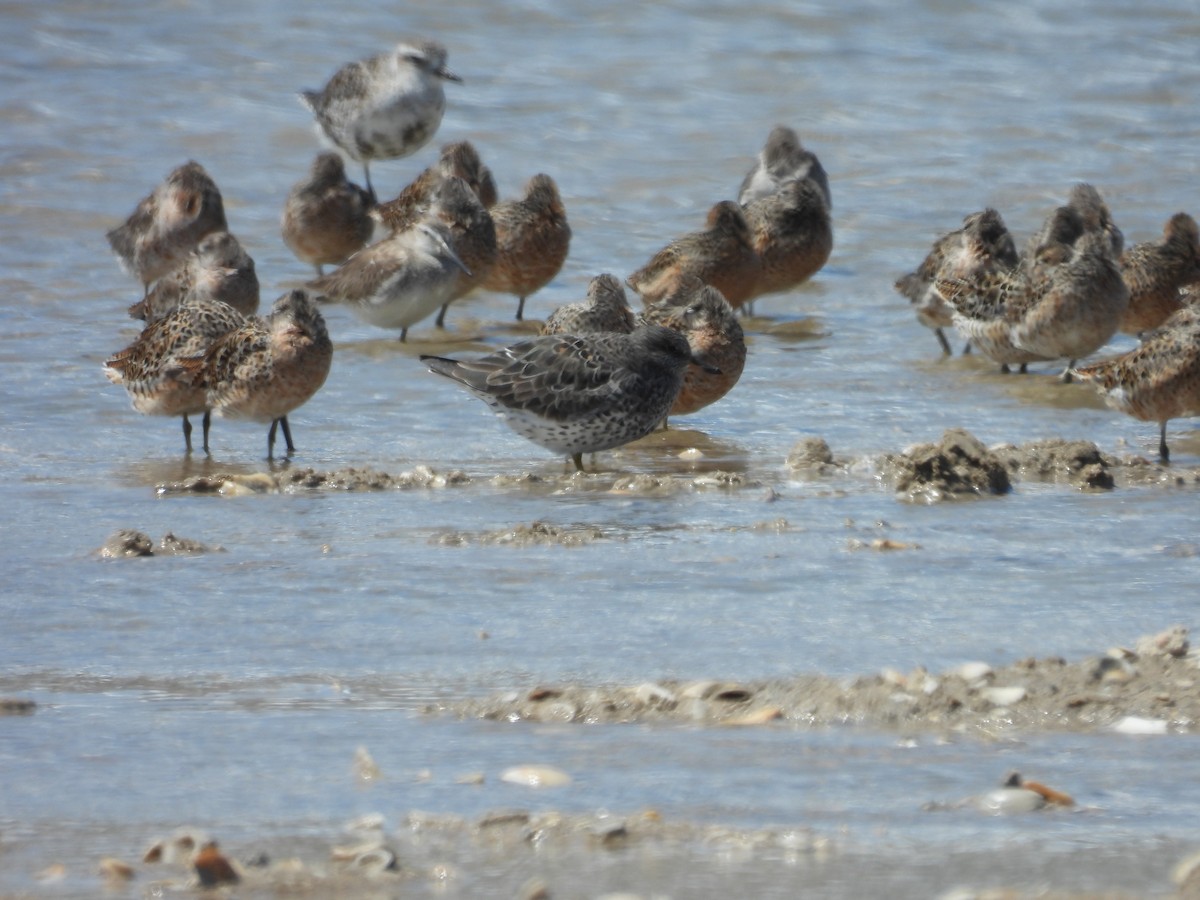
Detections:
[3, 0, 1200, 896]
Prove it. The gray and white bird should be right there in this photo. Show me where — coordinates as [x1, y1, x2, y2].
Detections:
[299, 39, 462, 200]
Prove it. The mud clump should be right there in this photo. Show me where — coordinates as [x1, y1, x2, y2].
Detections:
[992, 438, 1115, 490]
[157, 466, 471, 496]
[434, 521, 609, 547]
[98, 530, 223, 558]
[880, 429, 1011, 502]
[785, 437, 845, 476]
[281, 466, 470, 491]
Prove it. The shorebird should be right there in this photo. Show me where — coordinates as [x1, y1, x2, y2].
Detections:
[106, 160, 227, 295]
[482, 173, 572, 320]
[895, 208, 1020, 355]
[639, 276, 745, 419]
[299, 39, 461, 200]
[941, 204, 1128, 378]
[129, 230, 259, 323]
[1118, 212, 1200, 335]
[103, 298, 245, 453]
[741, 177, 833, 303]
[627, 200, 758, 310]
[541, 273, 636, 336]
[421, 324, 718, 471]
[1073, 307, 1200, 462]
[1009, 229, 1129, 378]
[371, 140, 497, 235]
[281, 152, 375, 277]
[177, 290, 333, 458]
[424, 176, 498, 327]
[309, 215, 471, 341]
[737, 125, 832, 210]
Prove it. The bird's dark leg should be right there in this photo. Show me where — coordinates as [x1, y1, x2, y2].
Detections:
[515, 296, 527, 321]
[1018, 363, 1028, 374]
[571, 452, 585, 472]
[181, 414, 194, 452]
[362, 162, 376, 205]
[1160, 422, 1171, 463]
[1000, 363, 1011, 374]
[202, 410, 212, 454]
[1060, 361, 1075, 383]
[398, 327, 408, 342]
[267, 419, 278, 459]
[935, 328, 952, 355]
[435, 303, 450, 328]
[280, 416, 295, 453]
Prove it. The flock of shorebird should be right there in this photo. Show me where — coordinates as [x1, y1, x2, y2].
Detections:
[896, 183, 1200, 460]
[101, 37, 832, 467]
[102, 36, 1200, 467]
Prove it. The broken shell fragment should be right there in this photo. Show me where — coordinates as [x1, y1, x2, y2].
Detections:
[500, 765, 572, 788]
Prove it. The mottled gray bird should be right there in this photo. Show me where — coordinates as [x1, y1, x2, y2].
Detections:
[299, 39, 461, 200]
[421, 325, 718, 471]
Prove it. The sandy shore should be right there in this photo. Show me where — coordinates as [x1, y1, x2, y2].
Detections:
[6, 627, 1200, 899]
[433, 625, 1197, 736]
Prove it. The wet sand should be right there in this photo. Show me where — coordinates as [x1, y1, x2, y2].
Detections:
[6, 625, 1199, 899]
[434, 626, 1197, 736]
[140, 428, 1200, 503]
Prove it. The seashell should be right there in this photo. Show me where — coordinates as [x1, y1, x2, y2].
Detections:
[981, 685, 1027, 706]
[633, 682, 677, 707]
[98, 857, 135, 881]
[973, 787, 1046, 814]
[954, 662, 993, 682]
[725, 706, 783, 726]
[500, 764, 572, 788]
[478, 810, 532, 829]
[351, 846, 398, 875]
[331, 840, 382, 862]
[1112, 715, 1168, 735]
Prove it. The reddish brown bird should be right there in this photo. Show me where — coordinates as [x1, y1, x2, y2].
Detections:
[627, 200, 759, 310]
[482, 173, 572, 320]
[281, 152, 375, 277]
